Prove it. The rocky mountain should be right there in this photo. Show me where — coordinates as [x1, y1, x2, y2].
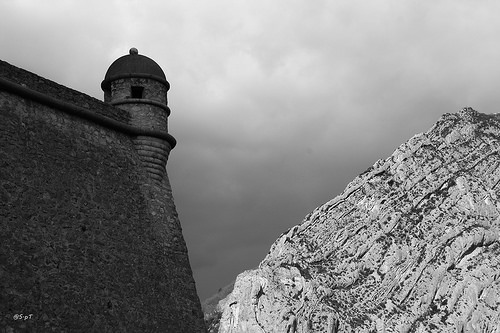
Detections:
[203, 282, 235, 332]
[213, 108, 500, 332]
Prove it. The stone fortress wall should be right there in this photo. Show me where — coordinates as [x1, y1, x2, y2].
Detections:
[0, 59, 207, 332]
[109, 76, 173, 183]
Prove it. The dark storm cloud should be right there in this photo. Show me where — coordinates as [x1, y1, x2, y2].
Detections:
[3, 0, 500, 300]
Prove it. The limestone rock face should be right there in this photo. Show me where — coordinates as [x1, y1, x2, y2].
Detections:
[218, 108, 500, 332]
[203, 282, 235, 333]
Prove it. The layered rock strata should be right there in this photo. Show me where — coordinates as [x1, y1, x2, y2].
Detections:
[217, 108, 500, 332]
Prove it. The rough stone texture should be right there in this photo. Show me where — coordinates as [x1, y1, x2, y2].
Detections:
[106, 76, 172, 183]
[0, 60, 130, 124]
[108, 78, 168, 105]
[133, 136, 171, 182]
[0, 60, 206, 332]
[217, 108, 500, 332]
[202, 282, 235, 333]
[108, 78, 170, 131]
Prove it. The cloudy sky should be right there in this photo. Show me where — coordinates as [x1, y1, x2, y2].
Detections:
[2, 0, 500, 301]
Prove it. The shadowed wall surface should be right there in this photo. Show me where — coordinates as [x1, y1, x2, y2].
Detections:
[0, 60, 206, 332]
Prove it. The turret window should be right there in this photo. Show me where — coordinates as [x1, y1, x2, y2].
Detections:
[131, 86, 144, 99]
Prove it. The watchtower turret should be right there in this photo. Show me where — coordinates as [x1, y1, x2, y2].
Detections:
[101, 48, 176, 182]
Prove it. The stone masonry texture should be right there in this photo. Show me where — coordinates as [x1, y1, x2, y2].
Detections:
[0, 60, 206, 332]
[109, 78, 168, 105]
[216, 108, 500, 332]
[108, 78, 169, 131]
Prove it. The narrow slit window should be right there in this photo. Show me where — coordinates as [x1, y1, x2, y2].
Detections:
[131, 86, 144, 99]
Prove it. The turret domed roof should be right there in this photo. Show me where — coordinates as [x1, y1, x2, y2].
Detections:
[101, 48, 169, 92]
